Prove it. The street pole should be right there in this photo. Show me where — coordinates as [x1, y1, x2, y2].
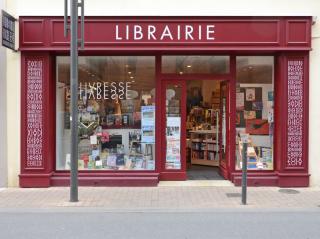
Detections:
[64, 0, 84, 202]
[241, 141, 248, 205]
[69, 0, 79, 202]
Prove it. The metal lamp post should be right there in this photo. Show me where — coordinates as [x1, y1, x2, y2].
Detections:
[64, 0, 84, 202]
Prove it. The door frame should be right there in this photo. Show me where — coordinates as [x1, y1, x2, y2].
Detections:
[159, 74, 233, 181]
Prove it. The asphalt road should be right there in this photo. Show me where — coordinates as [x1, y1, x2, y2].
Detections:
[1, 208, 320, 239]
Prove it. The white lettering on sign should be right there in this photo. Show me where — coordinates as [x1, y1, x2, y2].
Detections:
[26, 59, 43, 168]
[287, 60, 304, 168]
[115, 24, 215, 41]
[79, 81, 133, 100]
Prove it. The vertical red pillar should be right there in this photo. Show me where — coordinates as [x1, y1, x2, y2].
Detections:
[277, 53, 309, 187]
[20, 52, 54, 187]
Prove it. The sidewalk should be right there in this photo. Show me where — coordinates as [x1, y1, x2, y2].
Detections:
[0, 184, 319, 209]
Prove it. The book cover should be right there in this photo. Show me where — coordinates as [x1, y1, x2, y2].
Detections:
[246, 119, 269, 135]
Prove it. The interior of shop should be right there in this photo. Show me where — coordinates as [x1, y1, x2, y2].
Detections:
[185, 80, 224, 180]
[183, 56, 274, 179]
[235, 56, 274, 171]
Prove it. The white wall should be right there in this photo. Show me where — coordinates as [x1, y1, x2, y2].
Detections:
[7, 0, 320, 17]
[0, 0, 8, 187]
[309, 23, 320, 187]
[4, 0, 320, 187]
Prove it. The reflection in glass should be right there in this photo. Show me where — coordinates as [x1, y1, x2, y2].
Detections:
[56, 56, 156, 170]
[235, 56, 274, 170]
[162, 55, 229, 74]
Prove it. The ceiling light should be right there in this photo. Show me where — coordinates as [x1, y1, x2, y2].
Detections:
[130, 76, 134, 79]
[128, 71, 132, 74]
[186, 65, 192, 68]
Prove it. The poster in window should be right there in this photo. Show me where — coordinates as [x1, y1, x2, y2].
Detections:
[141, 106, 155, 143]
[252, 101, 263, 110]
[268, 91, 274, 101]
[236, 92, 244, 110]
[244, 111, 256, 119]
[166, 117, 181, 169]
[246, 119, 269, 135]
[246, 88, 256, 101]
[166, 117, 181, 140]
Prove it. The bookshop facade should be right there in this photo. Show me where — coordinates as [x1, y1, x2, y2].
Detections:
[19, 16, 311, 187]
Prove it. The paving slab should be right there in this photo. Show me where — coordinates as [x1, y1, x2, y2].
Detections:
[0, 186, 319, 209]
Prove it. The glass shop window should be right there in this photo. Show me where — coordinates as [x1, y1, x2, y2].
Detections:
[56, 56, 156, 170]
[236, 56, 274, 171]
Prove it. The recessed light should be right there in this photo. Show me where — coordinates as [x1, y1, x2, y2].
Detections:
[128, 71, 132, 74]
[186, 65, 192, 68]
[130, 76, 134, 79]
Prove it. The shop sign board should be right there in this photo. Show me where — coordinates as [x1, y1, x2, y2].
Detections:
[1, 10, 16, 50]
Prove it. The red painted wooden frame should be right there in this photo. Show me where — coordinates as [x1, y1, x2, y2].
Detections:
[19, 16, 312, 51]
[19, 16, 311, 187]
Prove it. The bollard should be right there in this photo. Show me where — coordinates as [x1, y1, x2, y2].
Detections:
[241, 141, 248, 205]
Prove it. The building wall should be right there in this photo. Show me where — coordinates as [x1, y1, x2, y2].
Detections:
[5, 0, 320, 187]
[0, 0, 8, 187]
[5, 0, 20, 187]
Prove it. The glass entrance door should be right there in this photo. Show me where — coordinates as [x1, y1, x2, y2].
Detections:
[163, 81, 186, 171]
[219, 81, 229, 177]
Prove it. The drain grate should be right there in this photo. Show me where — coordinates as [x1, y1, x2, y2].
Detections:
[226, 193, 241, 198]
[278, 189, 300, 194]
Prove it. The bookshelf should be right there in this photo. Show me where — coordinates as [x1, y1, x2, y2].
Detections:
[190, 129, 219, 167]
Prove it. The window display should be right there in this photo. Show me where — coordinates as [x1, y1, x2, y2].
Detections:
[56, 56, 156, 170]
[235, 56, 274, 170]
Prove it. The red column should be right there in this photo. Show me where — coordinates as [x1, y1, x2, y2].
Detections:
[277, 53, 309, 187]
[20, 53, 55, 187]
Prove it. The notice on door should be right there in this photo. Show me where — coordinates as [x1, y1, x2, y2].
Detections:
[166, 117, 181, 169]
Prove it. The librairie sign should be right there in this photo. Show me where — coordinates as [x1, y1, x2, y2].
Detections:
[115, 24, 215, 41]
[1, 10, 16, 50]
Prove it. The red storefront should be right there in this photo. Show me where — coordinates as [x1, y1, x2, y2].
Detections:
[19, 16, 311, 187]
